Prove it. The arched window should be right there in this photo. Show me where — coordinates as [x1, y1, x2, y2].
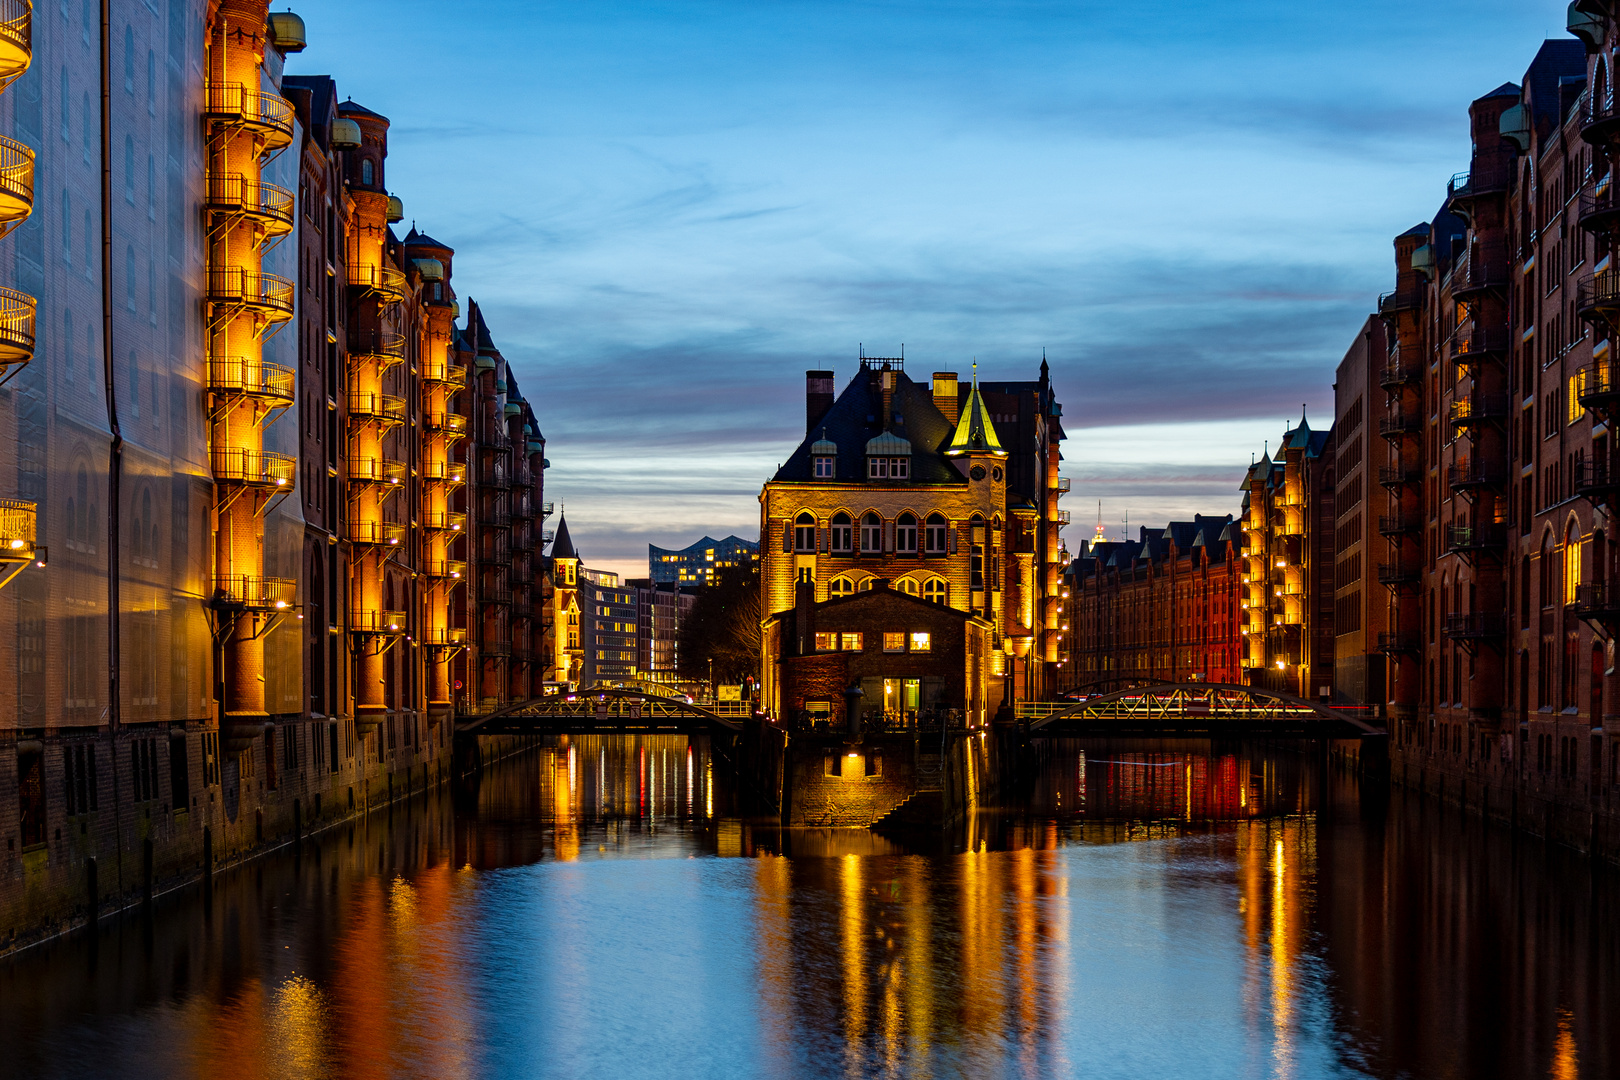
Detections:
[830, 512, 853, 553]
[861, 512, 882, 553]
[125, 245, 136, 310]
[896, 513, 917, 554]
[76, 465, 89, 544]
[858, 577, 876, 592]
[1565, 522, 1582, 606]
[1540, 532, 1556, 609]
[923, 578, 948, 604]
[123, 26, 134, 93]
[897, 578, 919, 596]
[794, 512, 816, 552]
[127, 351, 138, 419]
[829, 576, 854, 597]
[361, 158, 374, 186]
[1520, 555, 1531, 629]
[924, 513, 946, 554]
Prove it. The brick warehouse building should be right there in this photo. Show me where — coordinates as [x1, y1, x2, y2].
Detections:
[758, 355, 1067, 722]
[1065, 516, 1244, 691]
[0, 3, 553, 950]
[1370, 13, 1620, 856]
[1331, 316, 1390, 705]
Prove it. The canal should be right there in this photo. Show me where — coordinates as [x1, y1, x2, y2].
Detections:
[1, 737, 1616, 1079]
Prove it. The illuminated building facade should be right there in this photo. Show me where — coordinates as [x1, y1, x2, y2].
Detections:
[1064, 517, 1245, 690]
[544, 513, 583, 689]
[627, 578, 695, 686]
[759, 356, 1066, 721]
[1366, 13, 1620, 855]
[648, 534, 757, 586]
[1241, 416, 1336, 699]
[0, 3, 549, 949]
[580, 566, 637, 684]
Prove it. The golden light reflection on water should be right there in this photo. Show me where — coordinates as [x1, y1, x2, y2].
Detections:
[268, 975, 330, 1080]
[1553, 1008, 1580, 1080]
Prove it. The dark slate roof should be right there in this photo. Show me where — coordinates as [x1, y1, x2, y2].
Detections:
[1398, 222, 1431, 239]
[467, 302, 497, 352]
[773, 369, 964, 485]
[1482, 81, 1521, 100]
[551, 515, 577, 560]
[338, 98, 388, 121]
[1523, 41, 1584, 132]
[766, 580, 985, 626]
[403, 227, 454, 254]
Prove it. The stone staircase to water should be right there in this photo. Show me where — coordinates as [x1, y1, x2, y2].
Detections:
[872, 751, 944, 828]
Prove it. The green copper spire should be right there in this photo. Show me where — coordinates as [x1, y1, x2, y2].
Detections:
[943, 362, 1006, 458]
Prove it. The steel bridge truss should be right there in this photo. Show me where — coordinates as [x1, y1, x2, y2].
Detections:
[1029, 682, 1384, 739]
[457, 689, 745, 736]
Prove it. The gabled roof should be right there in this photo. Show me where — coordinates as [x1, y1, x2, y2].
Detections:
[338, 97, 388, 121]
[773, 369, 963, 484]
[403, 226, 453, 253]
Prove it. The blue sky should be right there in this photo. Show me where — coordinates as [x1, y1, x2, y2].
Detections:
[290, 0, 1574, 578]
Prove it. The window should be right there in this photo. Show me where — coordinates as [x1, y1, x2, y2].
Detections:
[61, 187, 70, 264]
[64, 742, 97, 814]
[132, 738, 160, 802]
[910, 632, 932, 652]
[1570, 373, 1586, 425]
[861, 512, 882, 552]
[124, 134, 134, 200]
[794, 512, 816, 552]
[202, 731, 220, 786]
[867, 456, 910, 479]
[897, 512, 917, 554]
[897, 578, 919, 596]
[884, 631, 905, 652]
[829, 576, 854, 597]
[923, 578, 947, 604]
[831, 512, 853, 553]
[1566, 523, 1582, 606]
[840, 632, 863, 651]
[361, 158, 374, 186]
[814, 456, 834, 478]
[924, 513, 946, 554]
[814, 631, 834, 651]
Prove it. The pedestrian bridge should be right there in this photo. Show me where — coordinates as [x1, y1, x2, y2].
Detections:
[456, 689, 749, 737]
[1021, 683, 1385, 739]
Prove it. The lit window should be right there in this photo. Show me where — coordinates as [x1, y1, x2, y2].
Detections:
[791, 511, 818, 553]
[858, 578, 876, 591]
[883, 632, 905, 652]
[861, 512, 882, 552]
[910, 632, 931, 652]
[814, 632, 834, 651]
[1569, 373, 1586, 425]
[897, 512, 917, 554]
[830, 577, 854, 597]
[840, 632, 863, 651]
[897, 578, 919, 596]
[924, 513, 947, 554]
[815, 456, 835, 478]
[831, 512, 853, 553]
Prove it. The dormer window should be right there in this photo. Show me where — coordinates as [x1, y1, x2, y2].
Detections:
[815, 456, 835, 478]
[867, 456, 909, 480]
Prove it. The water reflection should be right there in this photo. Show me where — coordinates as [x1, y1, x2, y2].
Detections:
[0, 737, 1616, 1079]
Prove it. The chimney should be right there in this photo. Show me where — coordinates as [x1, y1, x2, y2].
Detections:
[794, 579, 817, 656]
[806, 370, 835, 434]
[932, 372, 959, 424]
[880, 368, 895, 429]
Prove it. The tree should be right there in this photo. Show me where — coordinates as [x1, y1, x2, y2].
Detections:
[677, 563, 761, 687]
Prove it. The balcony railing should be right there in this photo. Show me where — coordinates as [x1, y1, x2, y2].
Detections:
[346, 456, 407, 486]
[1447, 462, 1502, 493]
[205, 173, 294, 239]
[1378, 413, 1422, 439]
[1450, 245, 1509, 297]
[0, 133, 33, 241]
[0, 0, 33, 94]
[1446, 161, 1514, 203]
[1574, 457, 1620, 501]
[1449, 393, 1508, 429]
[347, 390, 407, 426]
[540, 501, 555, 517]
[349, 329, 406, 369]
[1376, 631, 1418, 654]
[207, 356, 294, 405]
[1378, 289, 1425, 316]
[1446, 523, 1506, 553]
[1582, 97, 1620, 146]
[422, 511, 466, 533]
[1577, 271, 1620, 320]
[423, 412, 468, 436]
[0, 286, 36, 369]
[423, 627, 469, 647]
[1570, 583, 1620, 621]
[1379, 362, 1422, 389]
[351, 609, 406, 635]
[212, 447, 295, 488]
[349, 263, 409, 306]
[1450, 326, 1510, 363]
[1578, 362, 1620, 412]
[1444, 613, 1505, 640]
[420, 357, 464, 385]
[1378, 561, 1421, 586]
[1578, 189, 1620, 235]
[480, 640, 512, 658]
[203, 83, 295, 151]
[1378, 514, 1419, 536]
[1054, 509, 1071, 525]
[1378, 465, 1420, 487]
[423, 559, 467, 580]
[213, 574, 295, 611]
[207, 267, 293, 321]
[1055, 477, 1071, 493]
[0, 496, 36, 559]
[347, 521, 405, 547]
[421, 459, 466, 485]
